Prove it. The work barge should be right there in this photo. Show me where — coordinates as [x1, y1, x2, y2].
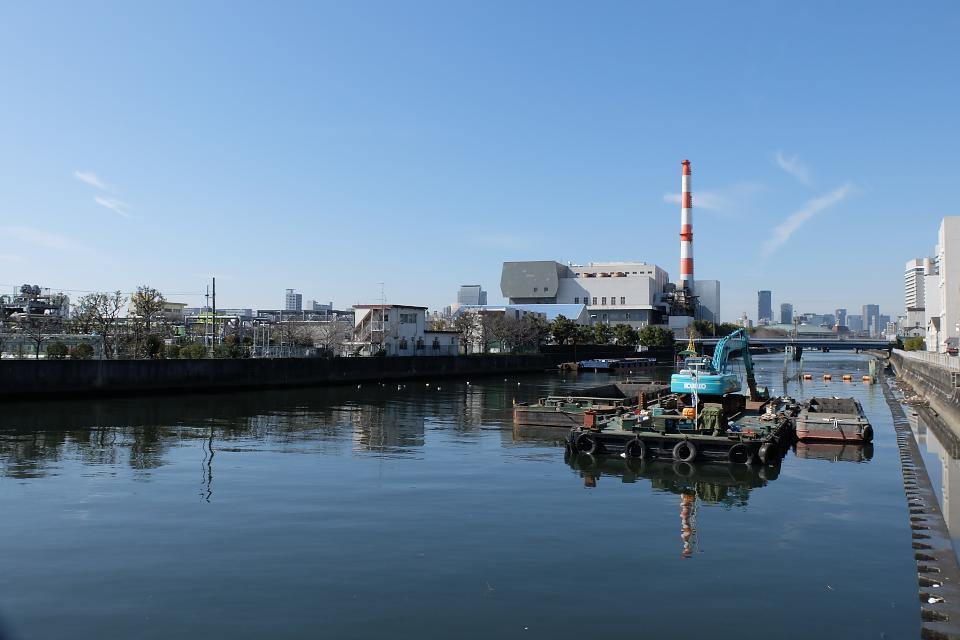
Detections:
[565, 393, 796, 466]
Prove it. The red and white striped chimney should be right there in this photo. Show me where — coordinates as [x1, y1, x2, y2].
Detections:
[679, 159, 694, 290]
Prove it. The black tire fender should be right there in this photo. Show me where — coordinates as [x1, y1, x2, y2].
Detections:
[727, 443, 750, 464]
[861, 424, 874, 443]
[672, 440, 697, 463]
[758, 442, 777, 465]
[624, 438, 647, 459]
[576, 432, 599, 455]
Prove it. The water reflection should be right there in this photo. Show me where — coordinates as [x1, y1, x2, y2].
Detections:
[909, 406, 960, 545]
[565, 452, 779, 557]
[0, 383, 527, 480]
[793, 441, 874, 463]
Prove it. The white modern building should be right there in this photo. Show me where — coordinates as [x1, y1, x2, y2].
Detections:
[936, 217, 960, 352]
[905, 257, 936, 333]
[285, 289, 303, 312]
[501, 261, 670, 328]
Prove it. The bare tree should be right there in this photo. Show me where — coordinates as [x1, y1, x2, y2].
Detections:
[130, 285, 166, 334]
[74, 291, 128, 359]
[23, 314, 58, 359]
[453, 313, 477, 354]
[313, 321, 351, 356]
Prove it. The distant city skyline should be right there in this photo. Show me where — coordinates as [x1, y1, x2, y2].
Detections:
[0, 3, 953, 320]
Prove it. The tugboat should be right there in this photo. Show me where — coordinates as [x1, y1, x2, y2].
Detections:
[795, 397, 873, 443]
[565, 329, 796, 465]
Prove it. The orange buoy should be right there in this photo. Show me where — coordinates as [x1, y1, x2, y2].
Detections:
[842, 374, 853, 382]
[862, 375, 873, 383]
[823, 374, 832, 381]
[802, 374, 813, 380]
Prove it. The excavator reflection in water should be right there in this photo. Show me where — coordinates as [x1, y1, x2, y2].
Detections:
[566, 451, 780, 558]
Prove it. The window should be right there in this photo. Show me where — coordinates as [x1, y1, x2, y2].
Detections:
[574, 297, 579, 304]
[620, 297, 625, 305]
[533, 287, 538, 292]
[399, 338, 408, 350]
[626, 313, 631, 320]
[610, 298, 615, 305]
[400, 313, 418, 324]
[602, 297, 606, 305]
[544, 286, 549, 292]
[432, 338, 440, 350]
[592, 297, 597, 305]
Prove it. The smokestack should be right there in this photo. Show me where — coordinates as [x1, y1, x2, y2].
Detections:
[679, 159, 693, 290]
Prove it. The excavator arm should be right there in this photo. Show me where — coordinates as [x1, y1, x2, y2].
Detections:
[711, 328, 764, 401]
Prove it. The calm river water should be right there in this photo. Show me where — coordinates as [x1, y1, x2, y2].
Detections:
[0, 354, 923, 639]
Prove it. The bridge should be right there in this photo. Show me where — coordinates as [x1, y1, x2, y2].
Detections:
[692, 336, 893, 360]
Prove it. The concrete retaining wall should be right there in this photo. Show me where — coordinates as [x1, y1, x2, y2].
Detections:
[890, 350, 960, 427]
[0, 347, 638, 399]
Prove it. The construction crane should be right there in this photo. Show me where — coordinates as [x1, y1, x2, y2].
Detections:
[670, 328, 766, 401]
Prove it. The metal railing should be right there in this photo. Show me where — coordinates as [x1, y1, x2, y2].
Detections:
[893, 348, 960, 371]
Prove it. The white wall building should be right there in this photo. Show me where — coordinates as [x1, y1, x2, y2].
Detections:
[937, 218, 960, 352]
[501, 261, 670, 328]
[352, 304, 455, 356]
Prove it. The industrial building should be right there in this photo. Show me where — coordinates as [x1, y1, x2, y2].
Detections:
[499, 160, 719, 331]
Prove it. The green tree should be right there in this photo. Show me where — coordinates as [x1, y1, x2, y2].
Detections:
[612, 324, 638, 346]
[550, 314, 576, 345]
[903, 336, 926, 351]
[165, 344, 181, 359]
[716, 323, 739, 337]
[591, 323, 612, 345]
[46, 340, 68, 359]
[70, 343, 95, 360]
[638, 325, 675, 348]
[144, 334, 165, 359]
[179, 344, 207, 359]
[690, 320, 715, 338]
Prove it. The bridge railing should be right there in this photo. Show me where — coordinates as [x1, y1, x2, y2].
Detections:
[893, 348, 960, 371]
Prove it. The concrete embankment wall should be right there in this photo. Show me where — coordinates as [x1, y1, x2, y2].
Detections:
[0, 347, 637, 400]
[889, 350, 960, 427]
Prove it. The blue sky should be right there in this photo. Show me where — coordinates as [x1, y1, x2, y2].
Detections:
[0, 1, 957, 321]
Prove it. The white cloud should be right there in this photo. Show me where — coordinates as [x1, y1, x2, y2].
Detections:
[73, 170, 110, 191]
[94, 195, 132, 218]
[0, 226, 89, 252]
[774, 151, 812, 187]
[761, 184, 852, 258]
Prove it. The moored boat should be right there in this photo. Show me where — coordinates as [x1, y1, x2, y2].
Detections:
[513, 396, 631, 428]
[795, 397, 873, 443]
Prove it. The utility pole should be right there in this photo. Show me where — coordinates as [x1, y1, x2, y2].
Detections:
[212, 276, 217, 348]
[205, 285, 210, 348]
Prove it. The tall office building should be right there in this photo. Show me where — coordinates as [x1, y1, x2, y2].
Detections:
[862, 304, 880, 337]
[457, 285, 488, 306]
[847, 314, 864, 333]
[936, 217, 960, 351]
[780, 303, 793, 325]
[757, 290, 773, 323]
[905, 257, 936, 331]
[835, 308, 847, 327]
[284, 288, 303, 312]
